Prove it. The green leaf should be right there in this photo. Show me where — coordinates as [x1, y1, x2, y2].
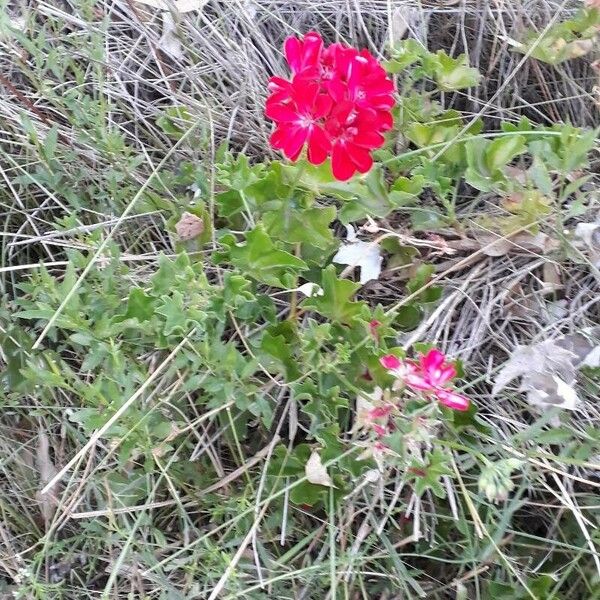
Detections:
[260, 322, 301, 380]
[485, 135, 526, 172]
[156, 106, 193, 139]
[384, 39, 423, 73]
[118, 288, 155, 323]
[216, 152, 264, 191]
[395, 305, 422, 331]
[430, 51, 481, 91]
[535, 427, 574, 444]
[297, 163, 420, 222]
[410, 208, 448, 232]
[408, 448, 453, 498]
[406, 264, 442, 303]
[389, 175, 425, 206]
[151, 253, 194, 295]
[302, 265, 367, 324]
[295, 381, 348, 439]
[219, 226, 308, 288]
[512, 8, 600, 65]
[263, 205, 336, 250]
[450, 400, 490, 434]
[155, 291, 189, 335]
[290, 480, 326, 506]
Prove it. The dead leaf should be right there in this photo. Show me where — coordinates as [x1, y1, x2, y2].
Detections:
[296, 283, 324, 297]
[568, 39, 594, 59]
[502, 281, 537, 318]
[522, 374, 580, 410]
[36, 429, 59, 523]
[354, 387, 383, 432]
[333, 227, 382, 284]
[555, 328, 600, 366]
[175, 211, 204, 240]
[390, 6, 417, 42]
[505, 166, 528, 186]
[159, 11, 184, 60]
[581, 345, 600, 368]
[542, 262, 563, 293]
[469, 231, 556, 257]
[494, 329, 600, 410]
[492, 340, 577, 396]
[305, 450, 336, 488]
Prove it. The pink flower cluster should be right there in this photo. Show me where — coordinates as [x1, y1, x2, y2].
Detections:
[266, 32, 395, 181]
[380, 349, 470, 411]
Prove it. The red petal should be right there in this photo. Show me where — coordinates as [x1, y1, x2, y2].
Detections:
[326, 77, 347, 103]
[265, 102, 299, 123]
[313, 94, 333, 120]
[369, 405, 393, 419]
[380, 354, 401, 370]
[293, 80, 319, 112]
[372, 424, 387, 436]
[284, 37, 302, 73]
[282, 126, 308, 161]
[376, 110, 394, 131]
[306, 126, 331, 165]
[268, 76, 291, 93]
[331, 142, 356, 181]
[284, 33, 323, 75]
[435, 389, 470, 411]
[269, 126, 288, 149]
[302, 32, 323, 67]
[370, 92, 395, 109]
[347, 144, 373, 173]
[353, 129, 384, 149]
[436, 365, 457, 386]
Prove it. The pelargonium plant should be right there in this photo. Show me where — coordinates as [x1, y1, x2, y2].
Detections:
[381, 349, 470, 412]
[356, 350, 470, 448]
[266, 32, 395, 180]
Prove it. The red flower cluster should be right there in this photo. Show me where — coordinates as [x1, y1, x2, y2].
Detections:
[380, 349, 470, 411]
[266, 32, 395, 181]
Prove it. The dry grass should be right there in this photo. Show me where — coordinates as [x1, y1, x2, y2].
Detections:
[0, 0, 599, 598]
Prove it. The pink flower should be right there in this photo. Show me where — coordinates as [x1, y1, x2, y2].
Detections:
[368, 405, 393, 419]
[380, 354, 402, 371]
[266, 32, 395, 181]
[369, 319, 381, 341]
[379, 349, 470, 412]
[435, 389, 470, 412]
[404, 349, 457, 391]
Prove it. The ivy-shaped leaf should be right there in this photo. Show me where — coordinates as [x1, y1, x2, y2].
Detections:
[117, 288, 155, 323]
[408, 448, 453, 498]
[263, 205, 336, 250]
[302, 265, 368, 324]
[427, 51, 481, 91]
[218, 226, 308, 288]
[260, 322, 302, 380]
